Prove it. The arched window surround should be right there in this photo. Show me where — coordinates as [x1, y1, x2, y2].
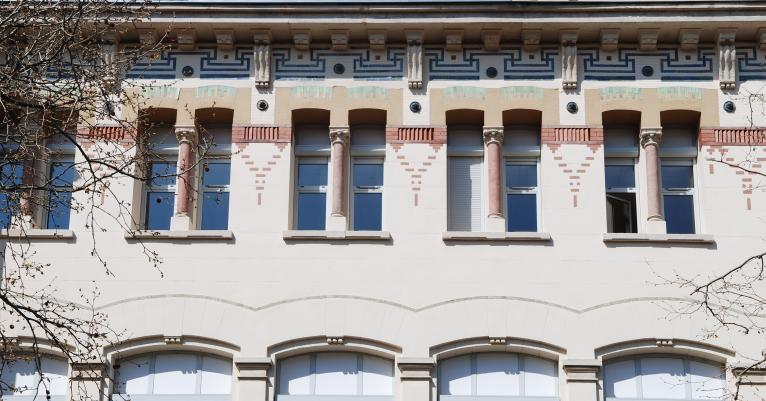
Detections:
[0, 337, 71, 401]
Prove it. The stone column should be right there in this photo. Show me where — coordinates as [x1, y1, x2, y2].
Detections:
[70, 362, 107, 401]
[563, 359, 601, 401]
[327, 127, 349, 231]
[398, 358, 434, 401]
[640, 128, 666, 234]
[483, 127, 505, 232]
[235, 357, 272, 401]
[170, 126, 197, 231]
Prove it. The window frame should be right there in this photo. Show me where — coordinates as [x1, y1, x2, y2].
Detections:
[196, 158, 232, 230]
[350, 157, 384, 231]
[604, 157, 640, 234]
[504, 158, 541, 233]
[602, 354, 725, 401]
[142, 158, 178, 231]
[660, 158, 699, 234]
[447, 155, 485, 232]
[44, 155, 76, 230]
[436, 352, 559, 401]
[294, 156, 330, 230]
[0, 354, 70, 401]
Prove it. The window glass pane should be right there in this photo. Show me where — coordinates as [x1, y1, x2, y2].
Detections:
[200, 356, 232, 395]
[0, 193, 16, 229]
[153, 354, 198, 394]
[689, 361, 724, 400]
[297, 193, 326, 230]
[353, 163, 383, 187]
[604, 360, 638, 398]
[640, 358, 686, 399]
[439, 356, 472, 396]
[149, 162, 177, 187]
[448, 157, 482, 232]
[145, 192, 175, 230]
[476, 353, 520, 396]
[116, 355, 152, 395]
[505, 164, 537, 188]
[201, 192, 230, 230]
[298, 163, 328, 187]
[606, 193, 637, 234]
[202, 162, 231, 186]
[1, 163, 23, 186]
[49, 161, 75, 187]
[605, 164, 635, 188]
[523, 357, 556, 397]
[314, 353, 358, 395]
[507, 194, 537, 232]
[278, 355, 311, 395]
[664, 195, 695, 234]
[354, 193, 382, 231]
[361, 355, 393, 396]
[661, 165, 694, 188]
[40, 357, 69, 396]
[5, 359, 37, 395]
[46, 191, 72, 229]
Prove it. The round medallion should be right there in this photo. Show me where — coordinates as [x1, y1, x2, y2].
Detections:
[641, 65, 654, 77]
[486, 67, 498, 78]
[181, 66, 194, 77]
[256, 100, 269, 111]
[723, 100, 736, 113]
[333, 63, 345, 74]
[409, 101, 422, 113]
[566, 102, 579, 114]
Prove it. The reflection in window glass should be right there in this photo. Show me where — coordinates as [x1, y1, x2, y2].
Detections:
[145, 161, 177, 230]
[604, 357, 724, 400]
[277, 353, 393, 397]
[46, 161, 75, 229]
[661, 162, 695, 234]
[353, 161, 383, 231]
[605, 165, 636, 189]
[201, 162, 230, 230]
[661, 165, 694, 189]
[296, 160, 328, 230]
[0, 163, 22, 228]
[505, 162, 538, 232]
[297, 193, 326, 230]
[0, 356, 69, 396]
[115, 353, 232, 396]
[298, 164, 328, 187]
[438, 353, 556, 398]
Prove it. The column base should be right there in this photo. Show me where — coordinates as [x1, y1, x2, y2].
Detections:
[170, 214, 193, 231]
[327, 214, 348, 231]
[645, 218, 667, 234]
[485, 215, 506, 233]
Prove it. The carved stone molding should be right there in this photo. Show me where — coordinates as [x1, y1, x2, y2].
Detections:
[482, 127, 505, 146]
[214, 29, 235, 51]
[176, 29, 196, 51]
[398, 358, 435, 380]
[164, 335, 183, 345]
[445, 29, 464, 52]
[718, 30, 737, 90]
[235, 358, 272, 380]
[137, 28, 158, 48]
[369, 30, 387, 51]
[560, 30, 579, 90]
[522, 29, 542, 52]
[175, 126, 198, 147]
[330, 30, 350, 51]
[292, 29, 311, 51]
[329, 127, 350, 145]
[758, 28, 766, 51]
[481, 29, 502, 52]
[326, 336, 345, 345]
[679, 29, 701, 51]
[600, 29, 620, 52]
[253, 29, 271, 88]
[639, 29, 659, 52]
[406, 30, 424, 89]
[562, 359, 601, 383]
[640, 127, 663, 148]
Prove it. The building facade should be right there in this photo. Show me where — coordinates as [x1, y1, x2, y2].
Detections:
[3, 1, 766, 401]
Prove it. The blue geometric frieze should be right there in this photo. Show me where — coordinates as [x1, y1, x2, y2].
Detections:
[272, 48, 405, 80]
[126, 47, 253, 79]
[738, 46, 766, 82]
[580, 47, 715, 81]
[425, 48, 556, 81]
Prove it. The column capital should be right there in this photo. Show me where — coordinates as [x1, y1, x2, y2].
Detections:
[174, 126, 198, 146]
[397, 357, 435, 380]
[329, 126, 350, 145]
[639, 127, 663, 148]
[235, 357, 272, 380]
[562, 359, 601, 383]
[482, 127, 505, 146]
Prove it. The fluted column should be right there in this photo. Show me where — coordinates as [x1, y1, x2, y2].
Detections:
[483, 127, 505, 232]
[328, 127, 349, 230]
[640, 127, 666, 233]
[170, 126, 197, 231]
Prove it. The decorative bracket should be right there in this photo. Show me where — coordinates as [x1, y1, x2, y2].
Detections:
[445, 29, 464, 52]
[253, 29, 271, 88]
[214, 29, 235, 51]
[600, 29, 620, 52]
[369, 30, 387, 51]
[639, 29, 659, 52]
[758, 28, 766, 51]
[292, 29, 311, 51]
[330, 30, 350, 51]
[679, 29, 701, 51]
[164, 335, 183, 345]
[176, 29, 196, 51]
[718, 30, 737, 90]
[137, 28, 158, 48]
[522, 29, 542, 52]
[560, 30, 579, 90]
[326, 336, 345, 345]
[656, 338, 674, 347]
[481, 29, 502, 52]
[406, 30, 424, 89]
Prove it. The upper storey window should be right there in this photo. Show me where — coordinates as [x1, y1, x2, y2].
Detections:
[349, 113, 386, 231]
[603, 111, 641, 234]
[0, 356, 69, 400]
[0, 162, 22, 229]
[505, 161, 538, 232]
[604, 356, 724, 400]
[114, 353, 232, 400]
[439, 353, 558, 399]
[45, 159, 75, 229]
[144, 160, 177, 230]
[277, 353, 394, 399]
[199, 160, 231, 230]
[447, 109, 484, 232]
[293, 109, 331, 231]
[659, 111, 700, 234]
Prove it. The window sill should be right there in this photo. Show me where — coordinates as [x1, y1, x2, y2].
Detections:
[0, 229, 75, 240]
[282, 230, 392, 241]
[603, 233, 715, 244]
[125, 230, 235, 240]
[442, 231, 552, 242]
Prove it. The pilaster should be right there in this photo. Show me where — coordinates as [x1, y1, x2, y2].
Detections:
[398, 358, 434, 401]
[563, 359, 601, 401]
[235, 357, 272, 401]
[70, 362, 107, 401]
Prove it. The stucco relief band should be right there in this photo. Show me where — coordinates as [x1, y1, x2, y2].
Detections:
[329, 127, 349, 217]
[174, 126, 198, 216]
[483, 127, 505, 218]
[640, 127, 664, 222]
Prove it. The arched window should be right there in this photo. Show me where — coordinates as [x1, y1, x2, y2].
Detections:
[114, 353, 232, 400]
[604, 356, 724, 400]
[438, 353, 558, 400]
[0, 356, 69, 400]
[277, 352, 394, 399]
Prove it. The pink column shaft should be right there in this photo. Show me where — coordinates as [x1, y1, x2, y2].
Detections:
[487, 141, 503, 217]
[644, 142, 663, 220]
[175, 140, 192, 215]
[331, 138, 347, 217]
